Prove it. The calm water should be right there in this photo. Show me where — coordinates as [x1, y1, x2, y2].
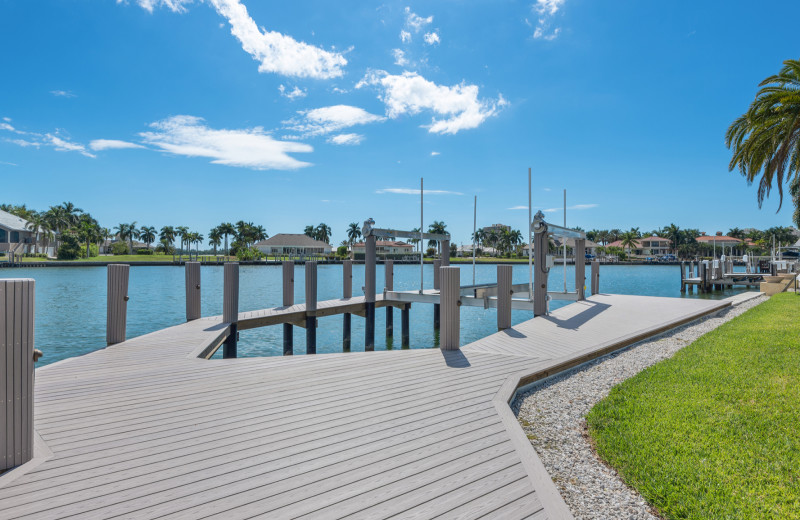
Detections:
[1, 263, 746, 366]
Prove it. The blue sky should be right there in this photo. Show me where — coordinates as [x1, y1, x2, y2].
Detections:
[1, 0, 799, 245]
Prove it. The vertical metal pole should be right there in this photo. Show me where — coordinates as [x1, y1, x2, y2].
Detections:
[420, 177, 424, 294]
[528, 167, 533, 299]
[185, 261, 201, 321]
[385, 260, 393, 342]
[591, 260, 599, 295]
[440, 266, 460, 350]
[282, 261, 294, 356]
[222, 262, 239, 359]
[575, 239, 586, 300]
[497, 265, 512, 330]
[365, 235, 376, 351]
[473, 195, 477, 286]
[305, 261, 317, 354]
[401, 303, 410, 348]
[342, 259, 352, 352]
[433, 259, 441, 330]
[106, 264, 130, 346]
[534, 226, 549, 316]
[563, 188, 567, 293]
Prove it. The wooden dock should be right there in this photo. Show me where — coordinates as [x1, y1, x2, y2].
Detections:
[0, 294, 732, 519]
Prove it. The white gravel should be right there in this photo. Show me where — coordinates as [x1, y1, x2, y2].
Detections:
[513, 294, 768, 520]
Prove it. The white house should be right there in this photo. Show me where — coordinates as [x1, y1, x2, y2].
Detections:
[254, 234, 332, 256]
[0, 209, 41, 255]
[351, 240, 415, 256]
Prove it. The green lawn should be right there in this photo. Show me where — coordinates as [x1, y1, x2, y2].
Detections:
[586, 293, 800, 519]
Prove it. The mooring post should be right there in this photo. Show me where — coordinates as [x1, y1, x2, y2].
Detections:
[575, 239, 586, 300]
[106, 264, 130, 346]
[342, 259, 352, 352]
[433, 259, 441, 329]
[385, 260, 394, 341]
[364, 235, 376, 351]
[699, 261, 707, 293]
[305, 261, 317, 355]
[185, 261, 201, 321]
[441, 240, 450, 266]
[591, 260, 600, 295]
[680, 261, 686, 293]
[497, 265, 512, 330]
[401, 303, 410, 348]
[1, 278, 35, 470]
[282, 261, 294, 356]
[222, 262, 239, 359]
[533, 224, 549, 315]
[440, 266, 461, 350]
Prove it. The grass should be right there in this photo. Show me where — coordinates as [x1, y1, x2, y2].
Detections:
[586, 293, 800, 519]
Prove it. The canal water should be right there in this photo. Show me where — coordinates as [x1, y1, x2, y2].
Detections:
[1, 263, 748, 366]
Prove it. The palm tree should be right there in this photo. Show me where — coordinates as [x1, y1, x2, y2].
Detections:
[315, 223, 332, 244]
[218, 222, 235, 257]
[304, 225, 315, 238]
[509, 229, 523, 253]
[114, 222, 139, 254]
[189, 232, 204, 260]
[792, 176, 800, 228]
[176, 226, 189, 260]
[253, 225, 268, 243]
[408, 227, 421, 252]
[25, 213, 46, 254]
[727, 59, 800, 212]
[160, 226, 176, 250]
[608, 229, 622, 243]
[662, 223, 682, 253]
[139, 226, 157, 250]
[620, 231, 639, 254]
[208, 227, 222, 256]
[472, 228, 486, 247]
[347, 222, 361, 245]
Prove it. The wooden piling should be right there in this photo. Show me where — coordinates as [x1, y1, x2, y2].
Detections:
[533, 228, 549, 315]
[441, 240, 450, 266]
[282, 261, 294, 356]
[497, 265, 512, 330]
[385, 260, 394, 341]
[433, 259, 441, 329]
[699, 261, 707, 293]
[106, 264, 130, 346]
[591, 260, 599, 295]
[222, 262, 239, 359]
[365, 236, 376, 351]
[401, 303, 410, 348]
[305, 261, 317, 355]
[680, 262, 686, 292]
[575, 239, 586, 300]
[1, 278, 35, 470]
[185, 262, 201, 321]
[342, 259, 352, 352]
[439, 266, 460, 350]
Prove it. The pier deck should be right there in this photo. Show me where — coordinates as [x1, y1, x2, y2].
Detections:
[0, 294, 732, 519]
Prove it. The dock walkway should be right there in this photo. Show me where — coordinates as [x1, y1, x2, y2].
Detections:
[0, 294, 731, 519]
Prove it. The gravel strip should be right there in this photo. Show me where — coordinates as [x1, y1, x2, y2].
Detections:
[513, 294, 768, 520]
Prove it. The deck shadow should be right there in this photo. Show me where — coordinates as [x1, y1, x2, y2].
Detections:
[441, 349, 471, 368]
[542, 300, 610, 330]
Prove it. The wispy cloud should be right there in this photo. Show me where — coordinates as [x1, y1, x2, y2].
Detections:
[430, 151, 440, 156]
[376, 188, 463, 195]
[278, 84, 307, 100]
[1, 121, 95, 157]
[357, 70, 507, 134]
[423, 32, 440, 45]
[140, 115, 312, 170]
[392, 48, 409, 66]
[50, 90, 77, 98]
[46, 134, 96, 157]
[404, 7, 433, 32]
[400, 30, 412, 43]
[0, 161, 18, 166]
[124, 0, 193, 13]
[327, 133, 363, 145]
[532, 0, 565, 40]
[89, 139, 145, 151]
[284, 105, 386, 137]
[507, 205, 528, 210]
[542, 203, 597, 213]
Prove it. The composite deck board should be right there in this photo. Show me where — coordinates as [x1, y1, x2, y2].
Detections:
[0, 293, 734, 519]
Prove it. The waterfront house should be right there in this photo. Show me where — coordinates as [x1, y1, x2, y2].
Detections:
[0, 208, 40, 255]
[606, 236, 670, 256]
[255, 234, 332, 256]
[696, 233, 744, 255]
[351, 240, 416, 259]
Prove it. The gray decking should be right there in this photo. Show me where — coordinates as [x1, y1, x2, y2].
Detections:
[0, 294, 730, 519]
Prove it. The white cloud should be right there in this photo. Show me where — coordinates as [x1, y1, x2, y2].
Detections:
[50, 90, 76, 98]
[392, 48, 409, 66]
[0, 122, 14, 132]
[209, 0, 347, 79]
[357, 70, 507, 134]
[140, 115, 312, 170]
[543, 203, 597, 212]
[2, 120, 96, 158]
[430, 151, 440, 156]
[404, 7, 433, 32]
[0, 161, 17, 166]
[2, 117, 11, 122]
[5, 138, 40, 148]
[45, 134, 96, 158]
[278, 84, 307, 100]
[89, 139, 145, 151]
[127, 0, 193, 13]
[532, 0, 565, 40]
[400, 30, 412, 43]
[285, 105, 386, 137]
[423, 32, 440, 45]
[376, 188, 462, 195]
[328, 133, 363, 145]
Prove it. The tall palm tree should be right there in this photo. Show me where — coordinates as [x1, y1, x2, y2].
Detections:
[114, 222, 139, 254]
[427, 221, 447, 254]
[608, 229, 622, 243]
[159, 226, 176, 250]
[408, 227, 421, 252]
[304, 225, 315, 238]
[727, 59, 800, 212]
[139, 226, 157, 250]
[176, 226, 189, 260]
[25, 212, 46, 254]
[315, 223, 332, 244]
[347, 222, 361, 245]
[472, 228, 486, 247]
[60, 201, 83, 227]
[218, 222, 235, 257]
[208, 227, 222, 256]
[620, 231, 639, 254]
[663, 223, 682, 253]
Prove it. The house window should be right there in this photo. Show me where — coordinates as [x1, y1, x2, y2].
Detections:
[11, 231, 19, 243]
[0, 229, 6, 242]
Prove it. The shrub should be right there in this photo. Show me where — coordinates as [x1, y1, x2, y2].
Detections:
[425, 247, 436, 257]
[136, 248, 154, 255]
[337, 245, 348, 257]
[155, 242, 175, 255]
[236, 246, 263, 261]
[57, 232, 82, 260]
[79, 244, 99, 258]
[111, 241, 129, 255]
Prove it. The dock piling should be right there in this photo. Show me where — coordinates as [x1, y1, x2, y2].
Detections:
[385, 260, 394, 341]
[282, 261, 294, 356]
[680, 261, 686, 293]
[533, 223, 549, 315]
[343, 259, 352, 352]
[591, 260, 600, 295]
[433, 259, 441, 329]
[1, 278, 35, 470]
[497, 265, 512, 330]
[185, 262, 201, 321]
[401, 304, 410, 348]
[575, 239, 586, 300]
[365, 235, 376, 351]
[222, 262, 239, 359]
[305, 261, 317, 355]
[439, 266, 461, 350]
[106, 264, 130, 346]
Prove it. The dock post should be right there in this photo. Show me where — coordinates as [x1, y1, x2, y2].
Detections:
[591, 260, 599, 295]
[440, 266, 460, 350]
[185, 261, 201, 321]
[305, 261, 317, 355]
[497, 265, 512, 330]
[282, 261, 294, 355]
[433, 259, 441, 329]
[699, 261, 707, 293]
[222, 262, 239, 359]
[1, 278, 35, 470]
[106, 264, 130, 346]
[364, 235, 376, 351]
[680, 262, 686, 293]
[441, 240, 450, 267]
[342, 259, 352, 352]
[385, 260, 393, 342]
[575, 239, 586, 300]
[533, 223, 549, 315]
[401, 304, 410, 348]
